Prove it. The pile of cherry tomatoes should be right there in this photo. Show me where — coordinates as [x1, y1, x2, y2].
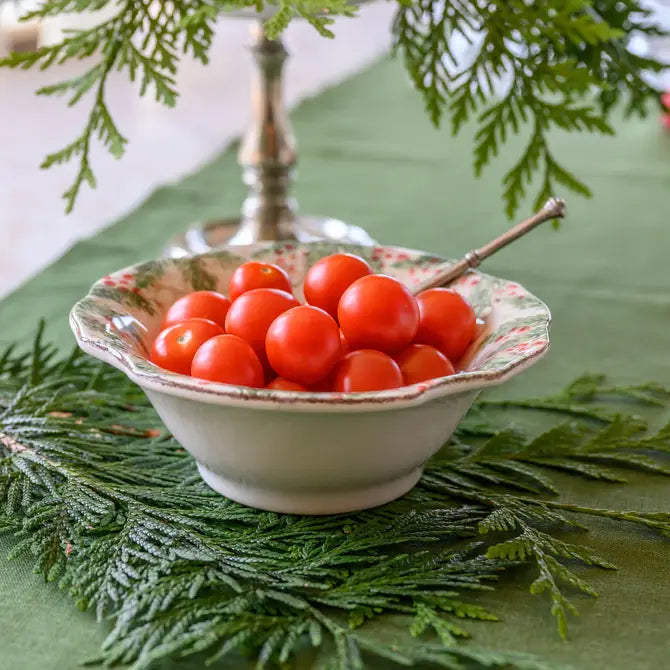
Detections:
[151, 253, 476, 393]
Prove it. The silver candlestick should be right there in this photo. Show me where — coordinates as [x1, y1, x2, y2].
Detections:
[166, 21, 376, 258]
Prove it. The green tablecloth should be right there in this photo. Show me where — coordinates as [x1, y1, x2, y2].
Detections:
[2, 57, 670, 669]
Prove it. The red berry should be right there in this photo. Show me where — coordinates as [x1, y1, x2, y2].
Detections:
[191, 334, 264, 387]
[266, 378, 308, 392]
[414, 288, 476, 363]
[395, 344, 455, 385]
[266, 306, 341, 386]
[332, 350, 403, 393]
[338, 275, 419, 354]
[303, 253, 372, 319]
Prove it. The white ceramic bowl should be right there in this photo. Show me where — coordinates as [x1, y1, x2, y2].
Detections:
[70, 241, 551, 514]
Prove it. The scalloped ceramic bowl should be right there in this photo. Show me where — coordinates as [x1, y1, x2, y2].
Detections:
[70, 241, 550, 514]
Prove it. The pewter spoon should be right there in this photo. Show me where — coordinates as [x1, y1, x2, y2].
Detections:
[410, 197, 567, 295]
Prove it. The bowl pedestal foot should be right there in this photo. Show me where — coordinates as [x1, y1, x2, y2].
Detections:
[196, 462, 423, 515]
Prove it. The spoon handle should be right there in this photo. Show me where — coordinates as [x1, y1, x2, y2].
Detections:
[410, 197, 567, 295]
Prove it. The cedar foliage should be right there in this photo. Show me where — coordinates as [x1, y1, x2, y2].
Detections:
[1, 1, 667, 214]
[1, 324, 669, 668]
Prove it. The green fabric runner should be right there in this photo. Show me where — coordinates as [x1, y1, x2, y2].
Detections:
[2, 57, 670, 669]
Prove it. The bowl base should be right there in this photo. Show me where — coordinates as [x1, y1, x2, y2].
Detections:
[196, 463, 422, 515]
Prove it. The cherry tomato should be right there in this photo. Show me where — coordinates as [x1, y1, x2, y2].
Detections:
[229, 261, 292, 301]
[395, 343, 455, 385]
[162, 291, 231, 330]
[151, 318, 223, 375]
[339, 330, 350, 357]
[265, 306, 341, 386]
[303, 253, 372, 319]
[332, 350, 403, 393]
[338, 274, 419, 354]
[309, 376, 334, 392]
[191, 334, 264, 387]
[266, 377, 308, 392]
[415, 288, 476, 363]
[225, 289, 300, 366]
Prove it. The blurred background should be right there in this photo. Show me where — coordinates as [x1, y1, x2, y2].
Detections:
[0, 1, 396, 296]
[1, 0, 669, 299]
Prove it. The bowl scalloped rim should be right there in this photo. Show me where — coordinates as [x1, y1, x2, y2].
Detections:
[69, 241, 551, 413]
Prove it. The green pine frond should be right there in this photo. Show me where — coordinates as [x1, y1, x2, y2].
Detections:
[0, 0, 358, 210]
[1, 1, 667, 213]
[1, 327, 670, 666]
[393, 0, 667, 216]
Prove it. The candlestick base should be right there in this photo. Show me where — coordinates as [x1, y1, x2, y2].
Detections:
[164, 215, 377, 258]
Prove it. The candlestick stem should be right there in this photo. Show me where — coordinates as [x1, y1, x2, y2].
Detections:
[165, 21, 375, 257]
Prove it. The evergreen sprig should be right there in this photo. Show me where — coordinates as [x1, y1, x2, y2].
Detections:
[392, 0, 668, 217]
[0, 0, 349, 212]
[1, 326, 670, 668]
[1, 1, 667, 214]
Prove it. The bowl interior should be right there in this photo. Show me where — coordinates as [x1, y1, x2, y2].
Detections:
[70, 242, 550, 406]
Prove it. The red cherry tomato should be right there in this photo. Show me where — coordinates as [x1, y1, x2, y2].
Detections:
[162, 291, 231, 330]
[395, 343, 455, 385]
[339, 330, 350, 356]
[332, 350, 403, 393]
[229, 261, 292, 301]
[266, 377, 308, 392]
[151, 318, 223, 375]
[191, 334, 264, 387]
[338, 275, 419, 354]
[224, 289, 300, 366]
[415, 288, 476, 363]
[265, 306, 341, 386]
[309, 376, 334, 392]
[303, 253, 372, 319]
